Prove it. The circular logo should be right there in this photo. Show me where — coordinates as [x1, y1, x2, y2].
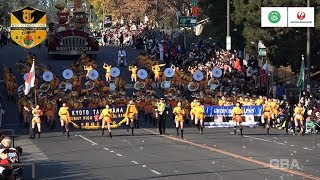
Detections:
[268, 11, 281, 23]
[297, 11, 305, 20]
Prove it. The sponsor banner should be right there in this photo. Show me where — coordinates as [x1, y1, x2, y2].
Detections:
[204, 121, 259, 128]
[56, 46, 92, 51]
[68, 106, 127, 129]
[10, 6, 47, 49]
[288, 7, 314, 27]
[205, 106, 263, 117]
[261, 7, 287, 27]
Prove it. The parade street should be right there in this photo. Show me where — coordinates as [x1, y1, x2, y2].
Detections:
[0, 45, 319, 180]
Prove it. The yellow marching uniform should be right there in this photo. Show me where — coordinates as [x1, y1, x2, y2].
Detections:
[129, 66, 138, 82]
[32, 109, 43, 124]
[263, 104, 272, 120]
[103, 64, 112, 81]
[100, 108, 113, 124]
[294, 107, 305, 121]
[58, 107, 71, 123]
[125, 104, 138, 120]
[232, 106, 243, 123]
[173, 106, 185, 122]
[194, 105, 205, 120]
[84, 65, 93, 77]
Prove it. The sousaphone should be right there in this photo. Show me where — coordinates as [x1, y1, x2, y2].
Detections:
[161, 81, 171, 89]
[40, 83, 50, 93]
[188, 82, 199, 92]
[208, 78, 219, 91]
[85, 81, 95, 90]
[109, 82, 116, 92]
[188, 70, 203, 91]
[134, 81, 146, 90]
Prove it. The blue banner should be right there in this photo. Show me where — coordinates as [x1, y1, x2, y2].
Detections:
[205, 106, 263, 117]
[68, 106, 127, 129]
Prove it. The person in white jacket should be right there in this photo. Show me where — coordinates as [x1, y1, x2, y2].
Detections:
[159, 42, 164, 61]
[117, 48, 127, 66]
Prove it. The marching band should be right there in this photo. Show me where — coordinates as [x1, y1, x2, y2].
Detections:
[1, 53, 314, 140]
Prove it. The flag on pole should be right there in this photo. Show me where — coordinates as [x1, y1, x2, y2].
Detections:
[24, 61, 35, 95]
[296, 55, 305, 89]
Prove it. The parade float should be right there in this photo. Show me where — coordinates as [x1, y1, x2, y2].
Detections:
[47, 1, 98, 56]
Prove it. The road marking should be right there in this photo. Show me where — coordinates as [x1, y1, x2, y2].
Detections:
[78, 135, 98, 145]
[131, 161, 139, 164]
[303, 147, 313, 151]
[116, 153, 123, 157]
[243, 135, 271, 142]
[144, 129, 320, 180]
[149, 169, 162, 175]
[110, 151, 114, 153]
[244, 135, 286, 146]
[103, 148, 109, 151]
[272, 141, 286, 145]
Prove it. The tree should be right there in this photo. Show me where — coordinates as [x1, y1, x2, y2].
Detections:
[90, 0, 179, 28]
[200, 0, 320, 71]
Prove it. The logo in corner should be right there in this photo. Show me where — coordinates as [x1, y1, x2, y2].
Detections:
[268, 11, 281, 23]
[297, 11, 305, 20]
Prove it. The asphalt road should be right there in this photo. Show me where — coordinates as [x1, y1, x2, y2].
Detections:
[0, 44, 319, 180]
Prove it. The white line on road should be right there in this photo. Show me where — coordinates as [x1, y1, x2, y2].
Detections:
[78, 135, 98, 145]
[131, 161, 139, 164]
[103, 148, 109, 151]
[272, 141, 286, 145]
[149, 169, 162, 175]
[303, 147, 313, 151]
[110, 151, 114, 153]
[116, 154, 123, 157]
[243, 135, 271, 142]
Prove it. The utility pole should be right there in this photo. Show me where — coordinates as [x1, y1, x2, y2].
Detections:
[226, 0, 231, 52]
[306, 0, 311, 89]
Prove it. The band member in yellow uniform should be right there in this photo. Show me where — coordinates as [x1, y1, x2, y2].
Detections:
[58, 103, 71, 138]
[129, 65, 138, 82]
[190, 99, 197, 125]
[194, 101, 205, 134]
[173, 102, 185, 138]
[232, 102, 243, 136]
[99, 104, 113, 138]
[32, 105, 43, 139]
[84, 65, 93, 78]
[270, 99, 279, 127]
[152, 64, 165, 85]
[125, 100, 138, 136]
[103, 63, 112, 82]
[294, 102, 305, 135]
[263, 101, 272, 135]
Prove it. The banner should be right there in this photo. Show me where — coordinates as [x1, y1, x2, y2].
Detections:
[68, 106, 127, 129]
[261, 7, 287, 27]
[288, 7, 314, 27]
[10, 6, 47, 48]
[205, 106, 263, 117]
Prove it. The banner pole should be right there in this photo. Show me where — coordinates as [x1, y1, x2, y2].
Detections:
[34, 88, 37, 105]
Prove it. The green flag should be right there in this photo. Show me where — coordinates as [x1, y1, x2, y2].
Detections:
[296, 57, 305, 89]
